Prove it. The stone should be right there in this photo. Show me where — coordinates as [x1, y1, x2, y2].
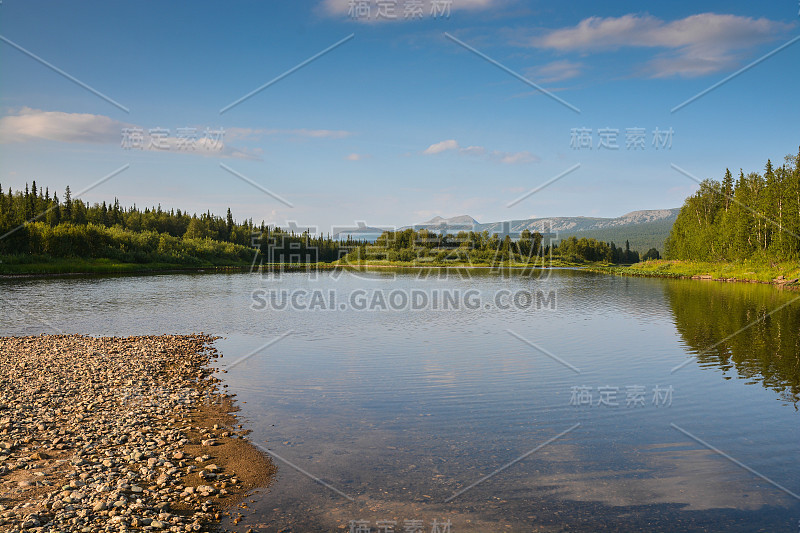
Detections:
[0, 334, 255, 532]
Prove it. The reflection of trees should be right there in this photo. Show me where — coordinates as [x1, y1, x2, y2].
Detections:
[666, 280, 800, 405]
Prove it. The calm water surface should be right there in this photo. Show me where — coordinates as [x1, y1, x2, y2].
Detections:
[2, 269, 799, 532]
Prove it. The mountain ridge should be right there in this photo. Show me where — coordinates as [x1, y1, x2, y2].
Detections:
[335, 208, 680, 252]
[409, 208, 680, 234]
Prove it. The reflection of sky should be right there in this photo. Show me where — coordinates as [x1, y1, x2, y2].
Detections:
[2, 270, 799, 530]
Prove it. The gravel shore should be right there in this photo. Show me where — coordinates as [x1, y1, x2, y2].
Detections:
[0, 334, 275, 532]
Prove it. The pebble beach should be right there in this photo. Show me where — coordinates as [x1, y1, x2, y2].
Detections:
[0, 334, 275, 532]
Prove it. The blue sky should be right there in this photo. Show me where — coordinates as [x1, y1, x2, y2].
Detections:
[1, 0, 798, 232]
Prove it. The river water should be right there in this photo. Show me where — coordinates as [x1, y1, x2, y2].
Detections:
[2, 269, 799, 532]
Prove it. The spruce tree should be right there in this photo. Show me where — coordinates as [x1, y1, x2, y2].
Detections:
[63, 186, 72, 222]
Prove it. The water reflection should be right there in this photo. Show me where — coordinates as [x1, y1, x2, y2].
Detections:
[2, 270, 799, 531]
[665, 280, 800, 405]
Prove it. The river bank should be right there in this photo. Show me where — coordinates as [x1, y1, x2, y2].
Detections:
[0, 258, 341, 277]
[0, 255, 259, 276]
[0, 249, 597, 277]
[590, 259, 800, 287]
[6, 257, 800, 292]
[0, 334, 275, 532]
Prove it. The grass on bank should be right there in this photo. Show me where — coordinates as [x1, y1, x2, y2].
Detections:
[0, 254, 348, 275]
[7, 254, 798, 286]
[334, 255, 607, 269]
[1, 253, 604, 276]
[0, 254, 253, 275]
[591, 259, 800, 284]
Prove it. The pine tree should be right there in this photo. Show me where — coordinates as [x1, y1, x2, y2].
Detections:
[761, 159, 776, 253]
[46, 194, 61, 226]
[32, 180, 41, 219]
[63, 186, 72, 222]
[722, 168, 733, 211]
[24, 183, 32, 220]
[226, 207, 234, 239]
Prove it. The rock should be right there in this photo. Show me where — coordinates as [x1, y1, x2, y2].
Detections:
[0, 334, 252, 532]
[21, 518, 39, 529]
[197, 485, 216, 496]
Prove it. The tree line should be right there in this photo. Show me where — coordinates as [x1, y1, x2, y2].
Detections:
[361, 228, 646, 264]
[0, 181, 650, 266]
[665, 148, 800, 261]
[0, 182, 356, 264]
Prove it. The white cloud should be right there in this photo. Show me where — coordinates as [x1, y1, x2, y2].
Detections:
[423, 139, 460, 154]
[224, 127, 268, 141]
[0, 107, 123, 144]
[531, 13, 793, 77]
[491, 150, 537, 164]
[345, 153, 367, 161]
[460, 145, 486, 156]
[0, 108, 260, 159]
[226, 127, 353, 140]
[0, 110, 353, 160]
[423, 139, 537, 164]
[526, 60, 583, 83]
[291, 128, 352, 139]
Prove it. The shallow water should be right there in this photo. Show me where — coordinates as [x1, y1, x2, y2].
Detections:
[2, 269, 799, 532]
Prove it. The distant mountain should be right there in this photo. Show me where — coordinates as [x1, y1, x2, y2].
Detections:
[336, 209, 680, 252]
[421, 215, 479, 226]
[404, 209, 678, 233]
[404, 208, 680, 253]
[555, 216, 678, 254]
[332, 222, 391, 241]
[472, 208, 680, 235]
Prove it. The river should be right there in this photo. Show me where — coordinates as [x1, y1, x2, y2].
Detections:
[2, 268, 799, 532]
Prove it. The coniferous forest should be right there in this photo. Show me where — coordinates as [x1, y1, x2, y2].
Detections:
[0, 182, 351, 267]
[0, 181, 655, 271]
[665, 148, 800, 261]
[361, 228, 642, 264]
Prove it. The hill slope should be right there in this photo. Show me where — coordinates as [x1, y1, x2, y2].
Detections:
[406, 209, 680, 253]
